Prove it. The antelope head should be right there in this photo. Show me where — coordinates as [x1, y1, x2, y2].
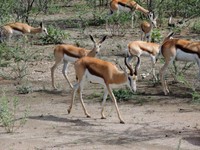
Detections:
[148, 12, 158, 28]
[89, 35, 107, 55]
[124, 56, 139, 93]
[40, 22, 48, 35]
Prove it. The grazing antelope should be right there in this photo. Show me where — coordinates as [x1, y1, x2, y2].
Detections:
[126, 41, 160, 80]
[51, 35, 107, 89]
[126, 32, 174, 81]
[140, 14, 157, 42]
[68, 56, 138, 124]
[0, 22, 48, 42]
[168, 15, 185, 28]
[168, 16, 175, 28]
[159, 38, 200, 95]
[108, 0, 154, 28]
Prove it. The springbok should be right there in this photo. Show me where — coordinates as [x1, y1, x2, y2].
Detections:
[168, 16, 175, 27]
[126, 41, 159, 80]
[107, 0, 154, 28]
[140, 13, 158, 42]
[0, 22, 48, 42]
[51, 35, 107, 89]
[168, 15, 184, 28]
[126, 32, 174, 81]
[68, 56, 139, 124]
[159, 38, 200, 95]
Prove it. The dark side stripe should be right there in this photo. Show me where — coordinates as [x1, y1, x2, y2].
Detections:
[12, 27, 25, 34]
[63, 49, 82, 58]
[118, 2, 132, 10]
[176, 44, 200, 58]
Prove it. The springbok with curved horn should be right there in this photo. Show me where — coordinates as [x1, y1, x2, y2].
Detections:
[140, 13, 158, 42]
[51, 35, 107, 89]
[126, 32, 174, 81]
[0, 22, 48, 42]
[159, 38, 200, 95]
[68, 56, 139, 124]
[107, 0, 154, 28]
[126, 41, 159, 80]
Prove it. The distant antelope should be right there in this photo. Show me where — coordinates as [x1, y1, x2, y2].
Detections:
[168, 16, 175, 27]
[107, 0, 154, 28]
[68, 56, 138, 124]
[0, 22, 48, 42]
[140, 13, 158, 42]
[51, 35, 107, 89]
[159, 38, 200, 95]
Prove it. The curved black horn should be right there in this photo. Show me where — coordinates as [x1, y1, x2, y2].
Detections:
[134, 56, 140, 76]
[124, 57, 134, 76]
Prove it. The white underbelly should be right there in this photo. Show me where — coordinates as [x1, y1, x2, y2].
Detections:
[176, 49, 198, 62]
[12, 30, 23, 36]
[141, 51, 151, 57]
[118, 5, 131, 12]
[63, 54, 78, 62]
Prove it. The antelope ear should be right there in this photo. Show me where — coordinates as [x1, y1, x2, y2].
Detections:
[154, 15, 158, 20]
[99, 35, 107, 43]
[40, 22, 43, 28]
[89, 35, 96, 43]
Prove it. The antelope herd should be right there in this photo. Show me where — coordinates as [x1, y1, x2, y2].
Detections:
[0, 0, 199, 124]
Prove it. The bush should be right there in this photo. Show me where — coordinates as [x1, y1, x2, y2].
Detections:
[113, 88, 135, 101]
[0, 91, 29, 133]
[16, 84, 33, 94]
[0, 43, 40, 81]
[191, 91, 200, 103]
[0, 43, 14, 67]
[191, 20, 200, 34]
[151, 29, 162, 43]
[39, 25, 69, 44]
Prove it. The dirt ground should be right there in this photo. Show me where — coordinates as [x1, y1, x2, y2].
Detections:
[0, 14, 200, 150]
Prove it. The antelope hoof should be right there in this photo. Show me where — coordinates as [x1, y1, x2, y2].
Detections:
[67, 108, 71, 114]
[164, 91, 169, 95]
[120, 120, 125, 124]
[86, 114, 91, 118]
[53, 87, 58, 91]
[101, 116, 106, 119]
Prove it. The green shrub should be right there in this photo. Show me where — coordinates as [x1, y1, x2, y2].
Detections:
[0, 91, 29, 133]
[113, 88, 135, 101]
[16, 84, 33, 94]
[0, 43, 15, 67]
[39, 25, 69, 44]
[0, 43, 40, 81]
[191, 91, 200, 103]
[191, 20, 200, 34]
[151, 29, 162, 43]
